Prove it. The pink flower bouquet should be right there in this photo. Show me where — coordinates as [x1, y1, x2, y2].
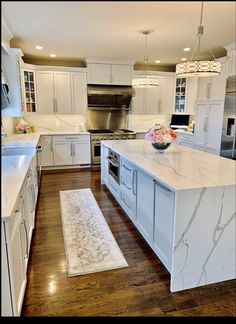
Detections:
[145, 124, 177, 151]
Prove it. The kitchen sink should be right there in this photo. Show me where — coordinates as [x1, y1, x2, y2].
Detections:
[1, 147, 35, 156]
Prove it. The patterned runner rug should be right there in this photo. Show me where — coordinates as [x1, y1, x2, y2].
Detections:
[59, 188, 128, 277]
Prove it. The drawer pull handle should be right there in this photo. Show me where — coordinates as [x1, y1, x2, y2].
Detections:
[123, 164, 132, 172]
[122, 181, 131, 191]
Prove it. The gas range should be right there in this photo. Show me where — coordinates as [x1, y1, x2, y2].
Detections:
[89, 129, 136, 141]
[89, 129, 136, 164]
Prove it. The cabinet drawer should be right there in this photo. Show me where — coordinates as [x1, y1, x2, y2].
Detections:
[108, 176, 121, 201]
[53, 134, 90, 142]
[5, 194, 24, 244]
[120, 190, 136, 221]
[180, 134, 193, 142]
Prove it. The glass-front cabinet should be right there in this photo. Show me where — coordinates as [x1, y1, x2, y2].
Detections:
[22, 68, 37, 113]
[174, 77, 186, 113]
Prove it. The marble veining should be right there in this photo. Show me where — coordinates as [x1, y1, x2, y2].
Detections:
[59, 188, 128, 277]
[102, 139, 236, 190]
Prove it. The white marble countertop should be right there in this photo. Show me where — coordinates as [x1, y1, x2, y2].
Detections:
[2, 153, 35, 220]
[102, 139, 236, 191]
[1, 131, 90, 148]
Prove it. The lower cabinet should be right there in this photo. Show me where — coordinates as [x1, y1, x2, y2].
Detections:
[1, 152, 39, 316]
[120, 158, 137, 222]
[39, 135, 54, 166]
[194, 99, 224, 155]
[53, 135, 91, 166]
[153, 180, 175, 272]
[2, 191, 27, 316]
[101, 144, 109, 186]
[175, 133, 194, 148]
[136, 168, 154, 244]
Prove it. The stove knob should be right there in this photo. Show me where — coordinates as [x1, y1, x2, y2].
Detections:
[116, 136, 119, 140]
[123, 136, 126, 139]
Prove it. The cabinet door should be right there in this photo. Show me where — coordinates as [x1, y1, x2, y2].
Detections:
[8, 213, 27, 316]
[197, 76, 211, 100]
[36, 71, 54, 114]
[136, 169, 154, 244]
[186, 77, 198, 114]
[153, 180, 175, 272]
[209, 62, 227, 99]
[174, 77, 187, 113]
[131, 87, 145, 114]
[101, 144, 109, 186]
[22, 69, 37, 113]
[71, 72, 87, 114]
[111, 64, 132, 85]
[160, 76, 175, 114]
[205, 100, 224, 155]
[53, 142, 72, 165]
[54, 72, 72, 114]
[194, 101, 208, 151]
[87, 63, 111, 85]
[73, 141, 91, 164]
[40, 136, 53, 166]
[145, 86, 161, 114]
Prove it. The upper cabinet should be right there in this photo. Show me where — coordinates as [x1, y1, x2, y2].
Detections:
[174, 77, 198, 114]
[223, 42, 236, 77]
[86, 59, 134, 85]
[21, 64, 37, 113]
[2, 48, 24, 117]
[131, 72, 175, 115]
[197, 58, 228, 101]
[36, 67, 87, 114]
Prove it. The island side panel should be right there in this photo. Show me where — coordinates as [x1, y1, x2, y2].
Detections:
[170, 185, 236, 292]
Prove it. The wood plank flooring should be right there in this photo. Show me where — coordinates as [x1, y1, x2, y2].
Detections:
[21, 168, 236, 317]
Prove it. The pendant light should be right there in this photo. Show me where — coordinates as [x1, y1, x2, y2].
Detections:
[176, 1, 221, 77]
[132, 30, 159, 87]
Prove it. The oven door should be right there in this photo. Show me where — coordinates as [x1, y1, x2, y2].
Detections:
[91, 140, 101, 164]
[107, 156, 120, 184]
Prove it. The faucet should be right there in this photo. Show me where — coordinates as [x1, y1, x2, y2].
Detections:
[1, 131, 7, 137]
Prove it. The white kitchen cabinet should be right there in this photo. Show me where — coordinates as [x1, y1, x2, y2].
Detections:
[2, 193, 27, 316]
[87, 62, 133, 85]
[21, 65, 37, 113]
[194, 99, 224, 155]
[197, 59, 228, 101]
[159, 76, 175, 114]
[136, 169, 154, 244]
[131, 72, 175, 114]
[71, 72, 87, 114]
[132, 86, 161, 114]
[53, 135, 91, 166]
[174, 132, 194, 148]
[174, 77, 198, 114]
[40, 135, 54, 166]
[2, 48, 24, 117]
[120, 158, 137, 222]
[101, 144, 109, 186]
[36, 70, 72, 114]
[153, 180, 175, 272]
[108, 175, 121, 201]
[227, 48, 236, 77]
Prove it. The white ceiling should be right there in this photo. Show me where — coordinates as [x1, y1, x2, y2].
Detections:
[2, 1, 236, 66]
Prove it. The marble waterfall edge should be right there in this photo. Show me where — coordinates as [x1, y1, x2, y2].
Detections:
[59, 188, 128, 277]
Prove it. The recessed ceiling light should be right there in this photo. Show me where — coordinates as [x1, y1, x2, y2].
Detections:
[181, 58, 187, 61]
[35, 46, 43, 50]
[50, 54, 56, 57]
[155, 60, 161, 63]
[183, 47, 191, 52]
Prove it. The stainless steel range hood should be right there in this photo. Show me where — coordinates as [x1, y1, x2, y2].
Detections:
[87, 85, 135, 110]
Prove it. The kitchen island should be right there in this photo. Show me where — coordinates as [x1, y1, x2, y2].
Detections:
[101, 139, 236, 292]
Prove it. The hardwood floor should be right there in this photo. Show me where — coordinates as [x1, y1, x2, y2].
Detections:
[21, 168, 236, 317]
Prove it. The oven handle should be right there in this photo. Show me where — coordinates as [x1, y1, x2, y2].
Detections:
[106, 156, 119, 167]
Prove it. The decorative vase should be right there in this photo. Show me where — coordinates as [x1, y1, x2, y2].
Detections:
[152, 142, 171, 153]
